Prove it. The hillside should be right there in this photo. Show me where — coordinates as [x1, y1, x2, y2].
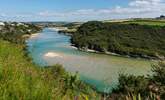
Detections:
[0, 40, 98, 99]
[0, 22, 98, 100]
[1, 21, 165, 100]
[71, 21, 165, 59]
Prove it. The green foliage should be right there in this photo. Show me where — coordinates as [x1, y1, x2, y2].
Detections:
[151, 62, 165, 99]
[111, 62, 165, 99]
[0, 23, 98, 99]
[72, 21, 165, 59]
[117, 74, 149, 95]
[152, 62, 165, 84]
[0, 23, 41, 44]
[48, 64, 66, 77]
[122, 19, 165, 26]
[0, 40, 98, 100]
[125, 92, 158, 100]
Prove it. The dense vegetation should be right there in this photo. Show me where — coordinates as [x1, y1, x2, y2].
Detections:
[109, 62, 165, 100]
[0, 22, 41, 44]
[0, 40, 98, 99]
[1, 21, 165, 100]
[71, 21, 165, 59]
[0, 23, 98, 100]
[58, 22, 82, 34]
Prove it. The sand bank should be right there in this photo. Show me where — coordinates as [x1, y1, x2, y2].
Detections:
[44, 52, 63, 58]
[48, 27, 68, 31]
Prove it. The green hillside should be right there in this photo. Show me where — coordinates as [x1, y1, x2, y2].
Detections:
[0, 23, 98, 100]
[71, 21, 165, 59]
[0, 40, 98, 100]
[122, 20, 165, 26]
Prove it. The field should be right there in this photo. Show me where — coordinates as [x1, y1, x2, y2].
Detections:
[122, 19, 165, 26]
[104, 19, 165, 26]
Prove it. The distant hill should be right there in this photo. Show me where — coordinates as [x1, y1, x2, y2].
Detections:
[26, 21, 70, 27]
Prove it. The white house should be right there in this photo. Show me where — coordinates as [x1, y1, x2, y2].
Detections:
[0, 22, 5, 26]
[0, 22, 5, 30]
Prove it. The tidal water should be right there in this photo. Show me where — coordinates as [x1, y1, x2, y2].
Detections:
[27, 28, 153, 93]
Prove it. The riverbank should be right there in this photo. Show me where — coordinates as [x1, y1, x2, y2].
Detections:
[58, 29, 76, 35]
[57, 29, 150, 59]
[71, 21, 165, 61]
[30, 33, 40, 38]
[0, 39, 99, 99]
[49, 27, 158, 62]
[57, 30, 157, 60]
[28, 28, 153, 94]
[69, 43, 160, 61]
[27, 29, 104, 93]
[0, 22, 99, 99]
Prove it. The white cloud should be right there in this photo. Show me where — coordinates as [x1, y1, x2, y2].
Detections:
[129, 0, 162, 7]
[36, 0, 165, 20]
[0, 0, 165, 21]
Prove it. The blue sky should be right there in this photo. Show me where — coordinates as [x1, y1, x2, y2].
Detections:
[0, 0, 164, 22]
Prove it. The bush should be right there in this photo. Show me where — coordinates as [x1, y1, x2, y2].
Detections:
[116, 74, 149, 96]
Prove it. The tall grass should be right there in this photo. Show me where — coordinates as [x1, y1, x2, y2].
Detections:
[125, 92, 158, 100]
[0, 40, 99, 100]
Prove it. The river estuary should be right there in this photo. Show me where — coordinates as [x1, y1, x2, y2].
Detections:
[27, 28, 153, 93]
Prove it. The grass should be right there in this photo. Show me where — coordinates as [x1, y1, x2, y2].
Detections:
[104, 19, 165, 26]
[125, 92, 158, 100]
[122, 20, 165, 26]
[0, 40, 99, 100]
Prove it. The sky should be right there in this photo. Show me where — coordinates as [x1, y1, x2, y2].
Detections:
[0, 0, 165, 22]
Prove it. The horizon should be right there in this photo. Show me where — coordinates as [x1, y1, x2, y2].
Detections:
[0, 0, 165, 22]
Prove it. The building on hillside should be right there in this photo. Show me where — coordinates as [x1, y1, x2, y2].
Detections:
[0, 22, 5, 26]
[0, 22, 5, 30]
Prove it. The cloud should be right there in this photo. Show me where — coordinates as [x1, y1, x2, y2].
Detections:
[0, 0, 165, 21]
[37, 9, 97, 17]
[129, 0, 162, 7]
[37, 0, 165, 20]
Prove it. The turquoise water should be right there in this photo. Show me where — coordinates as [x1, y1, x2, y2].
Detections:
[27, 28, 153, 93]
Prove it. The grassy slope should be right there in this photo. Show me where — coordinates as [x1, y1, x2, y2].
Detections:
[119, 20, 165, 26]
[0, 40, 98, 100]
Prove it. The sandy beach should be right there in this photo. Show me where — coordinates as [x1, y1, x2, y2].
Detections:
[30, 33, 40, 38]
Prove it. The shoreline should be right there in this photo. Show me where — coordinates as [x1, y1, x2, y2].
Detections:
[53, 27, 162, 60]
[70, 45, 161, 61]
[23, 32, 41, 40]
[25, 31, 104, 94]
[32, 28, 161, 61]
[26, 28, 155, 95]
[30, 33, 40, 38]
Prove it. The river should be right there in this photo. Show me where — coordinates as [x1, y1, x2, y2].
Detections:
[27, 28, 153, 93]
